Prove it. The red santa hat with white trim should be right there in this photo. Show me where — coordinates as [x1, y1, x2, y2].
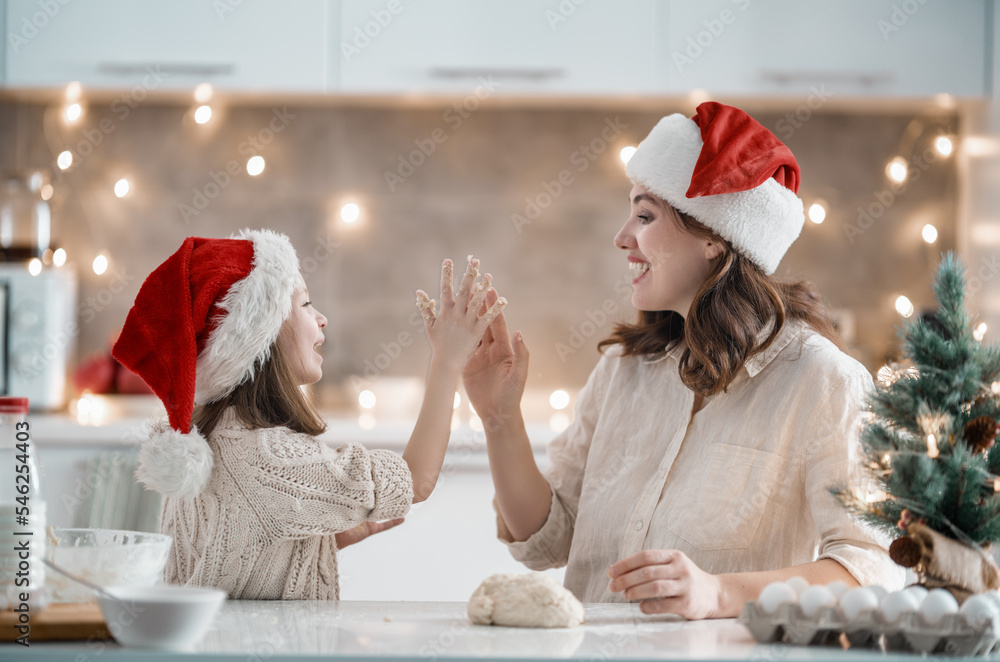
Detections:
[625, 101, 804, 275]
[112, 228, 301, 498]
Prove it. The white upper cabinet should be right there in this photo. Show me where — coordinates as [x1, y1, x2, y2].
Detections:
[336, 0, 659, 95]
[663, 0, 987, 98]
[4, 0, 333, 92]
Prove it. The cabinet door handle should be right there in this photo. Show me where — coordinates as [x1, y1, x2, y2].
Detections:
[428, 67, 565, 82]
[96, 63, 236, 77]
[760, 70, 894, 88]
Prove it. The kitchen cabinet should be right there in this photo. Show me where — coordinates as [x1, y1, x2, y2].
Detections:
[4, 0, 335, 93]
[663, 0, 988, 98]
[337, 0, 660, 95]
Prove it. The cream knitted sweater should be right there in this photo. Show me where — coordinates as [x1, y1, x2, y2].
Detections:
[156, 409, 413, 599]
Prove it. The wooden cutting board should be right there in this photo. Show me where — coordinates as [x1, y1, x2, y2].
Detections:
[0, 602, 112, 641]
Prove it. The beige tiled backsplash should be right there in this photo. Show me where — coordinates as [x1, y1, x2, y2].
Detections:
[0, 101, 957, 406]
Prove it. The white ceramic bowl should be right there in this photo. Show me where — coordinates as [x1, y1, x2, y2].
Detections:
[97, 585, 226, 650]
[46, 528, 172, 603]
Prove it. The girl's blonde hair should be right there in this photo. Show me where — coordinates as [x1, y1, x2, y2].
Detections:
[192, 335, 326, 439]
[598, 207, 844, 396]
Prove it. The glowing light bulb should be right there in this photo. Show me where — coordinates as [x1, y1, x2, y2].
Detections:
[93, 254, 108, 275]
[358, 389, 376, 409]
[53, 248, 66, 267]
[246, 156, 265, 176]
[27, 258, 41, 276]
[886, 157, 908, 183]
[64, 103, 82, 123]
[194, 105, 213, 124]
[994, 477, 1000, 492]
[974, 322, 988, 342]
[114, 178, 130, 198]
[922, 224, 938, 244]
[550, 413, 570, 432]
[927, 434, 939, 458]
[808, 202, 826, 224]
[934, 136, 953, 157]
[453, 392, 461, 409]
[992, 381, 1000, 395]
[619, 146, 637, 164]
[895, 295, 914, 318]
[549, 389, 570, 410]
[57, 150, 73, 170]
[194, 83, 213, 103]
[340, 203, 360, 224]
[40, 184, 53, 201]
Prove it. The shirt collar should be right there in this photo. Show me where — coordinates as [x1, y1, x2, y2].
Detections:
[641, 318, 804, 377]
[743, 319, 804, 378]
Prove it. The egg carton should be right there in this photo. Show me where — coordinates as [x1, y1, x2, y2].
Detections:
[738, 601, 1000, 656]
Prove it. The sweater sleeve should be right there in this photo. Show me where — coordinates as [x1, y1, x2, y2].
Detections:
[499, 351, 614, 569]
[254, 429, 413, 539]
[807, 372, 905, 590]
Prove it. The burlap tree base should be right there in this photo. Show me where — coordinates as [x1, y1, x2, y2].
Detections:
[889, 523, 1000, 603]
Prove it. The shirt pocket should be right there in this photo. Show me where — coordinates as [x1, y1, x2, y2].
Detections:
[662, 443, 786, 552]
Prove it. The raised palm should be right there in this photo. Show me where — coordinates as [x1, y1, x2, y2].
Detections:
[463, 289, 528, 427]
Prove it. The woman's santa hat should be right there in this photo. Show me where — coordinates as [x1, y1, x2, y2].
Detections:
[625, 101, 804, 275]
[112, 228, 300, 498]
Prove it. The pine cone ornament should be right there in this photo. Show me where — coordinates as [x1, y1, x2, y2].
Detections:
[963, 415, 998, 454]
[889, 535, 922, 568]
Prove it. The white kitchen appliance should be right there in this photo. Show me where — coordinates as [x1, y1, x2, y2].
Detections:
[0, 263, 77, 410]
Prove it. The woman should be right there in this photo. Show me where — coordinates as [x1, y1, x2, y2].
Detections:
[464, 102, 902, 619]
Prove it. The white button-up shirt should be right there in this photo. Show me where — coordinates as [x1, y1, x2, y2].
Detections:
[501, 320, 904, 602]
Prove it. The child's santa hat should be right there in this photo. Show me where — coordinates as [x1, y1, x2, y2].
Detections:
[625, 101, 804, 275]
[112, 228, 300, 498]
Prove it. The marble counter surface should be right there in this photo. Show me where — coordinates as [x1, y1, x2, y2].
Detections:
[16, 601, 947, 662]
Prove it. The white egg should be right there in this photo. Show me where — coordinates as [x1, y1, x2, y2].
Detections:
[919, 588, 959, 626]
[758, 581, 797, 614]
[786, 576, 809, 597]
[826, 580, 849, 601]
[799, 585, 837, 618]
[868, 585, 889, 603]
[880, 590, 921, 624]
[960, 594, 1000, 628]
[839, 587, 880, 621]
[903, 584, 929, 605]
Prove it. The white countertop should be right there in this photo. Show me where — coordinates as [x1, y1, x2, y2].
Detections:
[16, 600, 925, 661]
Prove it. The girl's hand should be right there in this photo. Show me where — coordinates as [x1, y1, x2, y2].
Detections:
[463, 288, 529, 425]
[608, 550, 725, 620]
[335, 518, 404, 550]
[416, 257, 507, 374]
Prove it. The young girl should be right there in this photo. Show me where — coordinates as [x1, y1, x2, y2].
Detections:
[464, 102, 903, 619]
[112, 228, 504, 599]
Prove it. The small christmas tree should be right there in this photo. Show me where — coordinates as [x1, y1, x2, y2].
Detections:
[834, 252, 1000, 600]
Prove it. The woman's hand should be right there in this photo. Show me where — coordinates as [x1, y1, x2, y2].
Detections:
[416, 257, 507, 375]
[463, 287, 529, 425]
[335, 518, 405, 550]
[608, 549, 725, 619]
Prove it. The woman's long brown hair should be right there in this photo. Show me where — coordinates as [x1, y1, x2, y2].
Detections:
[192, 332, 326, 439]
[598, 208, 844, 397]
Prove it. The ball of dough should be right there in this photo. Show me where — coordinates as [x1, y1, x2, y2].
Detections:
[468, 573, 585, 628]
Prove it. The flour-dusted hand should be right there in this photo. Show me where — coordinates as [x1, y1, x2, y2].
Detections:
[416, 256, 507, 373]
[463, 287, 529, 426]
[608, 549, 725, 619]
